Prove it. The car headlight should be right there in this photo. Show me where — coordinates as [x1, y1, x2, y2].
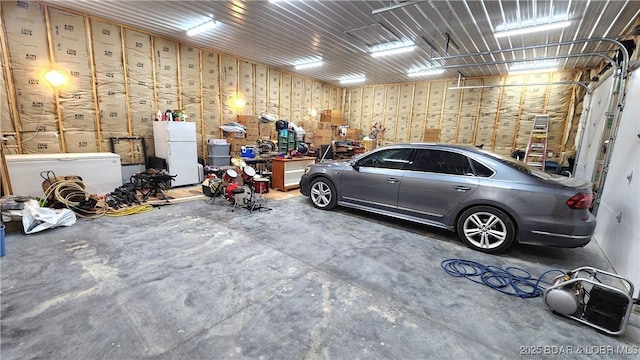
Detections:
[304, 166, 311, 175]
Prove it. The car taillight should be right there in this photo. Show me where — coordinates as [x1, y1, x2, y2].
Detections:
[566, 192, 592, 209]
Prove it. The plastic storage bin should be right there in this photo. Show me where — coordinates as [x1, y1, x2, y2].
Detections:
[207, 155, 231, 166]
[208, 143, 231, 157]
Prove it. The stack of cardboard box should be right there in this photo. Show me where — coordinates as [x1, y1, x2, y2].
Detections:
[223, 115, 276, 156]
[314, 122, 334, 145]
[320, 109, 345, 127]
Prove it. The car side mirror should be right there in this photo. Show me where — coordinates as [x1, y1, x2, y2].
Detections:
[351, 161, 360, 171]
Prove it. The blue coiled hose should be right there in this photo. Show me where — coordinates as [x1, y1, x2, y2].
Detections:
[441, 258, 566, 298]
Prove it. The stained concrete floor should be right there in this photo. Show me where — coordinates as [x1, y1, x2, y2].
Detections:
[1, 195, 639, 359]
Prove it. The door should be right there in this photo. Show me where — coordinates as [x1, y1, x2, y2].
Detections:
[397, 149, 479, 220]
[340, 147, 412, 210]
[166, 141, 199, 186]
[166, 121, 197, 142]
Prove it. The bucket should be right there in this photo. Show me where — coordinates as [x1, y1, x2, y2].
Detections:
[1, 224, 5, 257]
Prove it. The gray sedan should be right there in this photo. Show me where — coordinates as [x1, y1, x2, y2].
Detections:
[299, 143, 596, 254]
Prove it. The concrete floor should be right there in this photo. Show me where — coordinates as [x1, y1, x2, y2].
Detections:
[1, 195, 639, 359]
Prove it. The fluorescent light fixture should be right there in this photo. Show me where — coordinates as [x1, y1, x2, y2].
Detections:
[339, 75, 366, 84]
[407, 68, 445, 77]
[494, 18, 571, 38]
[295, 60, 323, 70]
[509, 61, 558, 74]
[371, 45, 416, 58]
[187, 17, 216, 36]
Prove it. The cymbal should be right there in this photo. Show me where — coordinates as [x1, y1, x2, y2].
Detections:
[231, 157, 246, 167]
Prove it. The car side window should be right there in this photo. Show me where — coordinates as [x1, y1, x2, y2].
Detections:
[412, 149, 472, 175]
[358, 148, 412, 169]
[471, 159, 494, 177]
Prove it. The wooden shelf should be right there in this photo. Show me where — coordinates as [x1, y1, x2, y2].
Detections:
[271, 157, 316, 191]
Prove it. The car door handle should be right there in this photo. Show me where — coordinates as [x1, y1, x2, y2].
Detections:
[387, 177, 400, 184]
[453, 185, 471, 191]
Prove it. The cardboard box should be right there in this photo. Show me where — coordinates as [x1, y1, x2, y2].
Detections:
[305, 131, 315, 141]
[423, 128, 441, 142]
[245, 124, 259, 136]
[330, 115, 344, 126]
[322, 109, 341, 116]
[229, 138, 245, 152]
[236, 115, 260, 126]
[346, 129, 362, 140]
[317, 122, 333, 130]
[314, 129, 333, 145]
[259, 123, 272, 136]
[320, 110, 345, 126]
[224, 131, 246, 140]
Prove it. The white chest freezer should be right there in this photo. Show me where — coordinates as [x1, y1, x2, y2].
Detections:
[5, 153, 123, 197]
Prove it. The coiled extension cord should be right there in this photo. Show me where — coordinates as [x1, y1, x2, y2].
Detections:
[441, 258, 565, 298]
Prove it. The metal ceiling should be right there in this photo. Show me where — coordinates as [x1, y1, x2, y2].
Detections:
[43, 0, 640, 87]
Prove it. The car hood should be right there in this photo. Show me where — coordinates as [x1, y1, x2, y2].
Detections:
[312, 159, 352, 169]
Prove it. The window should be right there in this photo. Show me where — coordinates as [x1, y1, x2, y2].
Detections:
[358, 148, 412, 169]
[471, 159, 494, 177]
[412, 149, 472, 175]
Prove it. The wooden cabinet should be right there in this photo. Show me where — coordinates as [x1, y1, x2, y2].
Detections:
[271, 157, 316, 191]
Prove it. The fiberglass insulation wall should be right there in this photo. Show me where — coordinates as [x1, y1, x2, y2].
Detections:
[345, 71, 581, 158]
[0, 1, 343, 159]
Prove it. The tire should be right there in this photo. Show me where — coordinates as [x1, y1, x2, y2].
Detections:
[456, 206, 516, 254]
[309, 178, 337, 210]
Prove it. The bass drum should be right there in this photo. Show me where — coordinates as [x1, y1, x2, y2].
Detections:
[234, 185, 252, 206]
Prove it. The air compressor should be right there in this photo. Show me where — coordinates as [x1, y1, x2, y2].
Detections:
[543, 267, 639, 335]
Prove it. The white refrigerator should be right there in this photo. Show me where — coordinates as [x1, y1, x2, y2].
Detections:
[152, 121, 199, 187]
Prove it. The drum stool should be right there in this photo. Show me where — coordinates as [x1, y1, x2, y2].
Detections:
[231, 187, 246, 212]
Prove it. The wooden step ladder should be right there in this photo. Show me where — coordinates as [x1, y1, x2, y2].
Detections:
[524, 115, 549, 170]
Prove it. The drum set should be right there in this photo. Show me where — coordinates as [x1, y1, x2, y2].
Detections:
[206, 158, 271, 212]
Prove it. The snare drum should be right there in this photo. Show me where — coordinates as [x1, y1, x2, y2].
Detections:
[241, 166, 256, 182]
[253, 178, 270, 194]
[222, 169, 238, 184]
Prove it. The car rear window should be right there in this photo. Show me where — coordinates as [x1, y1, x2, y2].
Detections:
[480, 150, 532, 175]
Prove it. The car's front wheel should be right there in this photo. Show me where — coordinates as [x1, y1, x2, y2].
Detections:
[456, 206, 515, 254]
[309, 178, 337, 210]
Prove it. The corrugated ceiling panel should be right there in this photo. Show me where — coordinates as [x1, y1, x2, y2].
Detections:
[44, 0, 640, 87]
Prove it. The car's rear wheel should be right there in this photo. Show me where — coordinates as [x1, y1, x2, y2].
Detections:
[310, 178, 337, 210]
[456, 206, 515, 254]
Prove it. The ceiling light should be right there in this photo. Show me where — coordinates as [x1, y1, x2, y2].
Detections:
[339, 75, 366, 84]
[295, 60, 324, 70]
[43, 69, 67, 88]
[494, 19, 571, 38]
[187, 17, 216, 36]
[371, 45, 416, 58]
[509, 61, 558, 74]
[407, 68, 445, 77]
